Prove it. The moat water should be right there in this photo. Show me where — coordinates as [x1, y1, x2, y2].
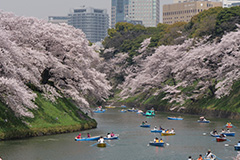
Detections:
[0, 109, 239, 160]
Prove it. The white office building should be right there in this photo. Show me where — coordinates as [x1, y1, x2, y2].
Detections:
[222, 0, 240, 7]
[127, 0, 160, 27]
[68, 7, 109, 43]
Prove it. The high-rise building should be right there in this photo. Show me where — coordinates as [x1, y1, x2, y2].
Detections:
[222, 0, 240, 7]
[163, 1, 222, 24]
[111, 0, 130, 28]
[128, 0, 160, 27]
[68, 7, 109, 43]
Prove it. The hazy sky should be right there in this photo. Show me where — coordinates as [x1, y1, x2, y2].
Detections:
[0, 0, 172, 22]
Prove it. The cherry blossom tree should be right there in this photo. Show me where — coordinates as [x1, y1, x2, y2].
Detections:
[100, 24, 240, 110]
[0, 12, 111, 117]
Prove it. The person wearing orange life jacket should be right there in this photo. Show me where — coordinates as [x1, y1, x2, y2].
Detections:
[159, 138, 164, 143]
[197, 154, 203, 160]
[154, 137, 159, 143]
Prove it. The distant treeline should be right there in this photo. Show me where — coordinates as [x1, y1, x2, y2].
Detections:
[103, 6, 240, 58]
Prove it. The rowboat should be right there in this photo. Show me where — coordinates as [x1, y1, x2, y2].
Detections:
[161, 132, 175, 136]
[121, 105, 127, 108]
[136, 110, 144, 114]
[234, 145, 240, 151]
[204, 154, 216, 160]
[216, 137, 227, 142]
[120, 109, 127, 113]
[104, 135, 119, 140]
[198, 120, 210, 123]
[149, 141, 164, 147]
[97, 143, 106, 147]
[75, 136, 100, 141]
[225, 123, 233, 128]
[168, 117, 183, 120]
[210, 132, 220, 137]
[145, 110, 155, 116]
[93, 109, 106, 113]
[151, 129, 163, 133]
[222, 132, 235, 136]
[128, 109, 138, 112]
[140, 124, 150, 128]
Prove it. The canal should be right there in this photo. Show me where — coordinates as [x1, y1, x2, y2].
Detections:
[0, 109, 239, 160]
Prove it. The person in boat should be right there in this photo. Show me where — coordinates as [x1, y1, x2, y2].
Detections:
[188, 156, 193, 160]
[226, 129, 230, 133]
[107, 133, 111, 138]
[76, 133, 81, 139]
[212, 129, 218, 135]
[170, 128, 175, 133]
[210, 155, 215, 160]
[204, 149, 215, 159]
[220, 133, 226, 138]
[87, 133, 91, 138]
[159, 138, 164, 143]
[110, 132, 115, 137]
[142, 121, 145, 125]
[197, 154, 203, 160]
[226, 122, 232, 126]
[237, 141, 240, 146]
[145, 121, 148, 124]
[98, 136, 104, 143]
[154, 126, 158, 130]
[159, 126, 164, 130]
[154, 137, 159, 143]
[199, 116, 207, 121]
[221, 129, 225, 133]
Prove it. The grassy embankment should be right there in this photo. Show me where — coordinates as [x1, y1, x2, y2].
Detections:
[112, 80, 240, 115]
[0, 92, 96, 140]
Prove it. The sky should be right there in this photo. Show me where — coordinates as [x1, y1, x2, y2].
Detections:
[0, 0, 172, 22]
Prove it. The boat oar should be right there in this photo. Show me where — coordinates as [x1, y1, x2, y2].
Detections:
[91, 142, 99, 147]
[105, 142, 112, 147]
[226, 138, 231, 142]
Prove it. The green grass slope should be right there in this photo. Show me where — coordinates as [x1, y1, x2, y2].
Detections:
[0, 92, 96, 140]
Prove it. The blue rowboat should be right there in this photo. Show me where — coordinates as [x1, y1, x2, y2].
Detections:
[75, 136, 100, 141]
[121, 105, 127, 108]
[151, 129, 163, 133]
[222, 132, 235, 136]
[204, 154, 216, 160]
[128, 109, 138, 112]
[234, 145, 240, 151]
[167, 117, 183, 120]
[149, 141, 164, 147]
[93, 109, 106, 113]
[197, 120, 210, 123]
[140, 124, 150, 128]
[104, 135, 119, 140]
[210, 132, 220, 137]
[120, 110, 127, 113]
